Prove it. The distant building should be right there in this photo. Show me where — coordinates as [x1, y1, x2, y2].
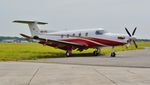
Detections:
[1, 39, 17, 43]
[1, 39, 30, 43]
[0, 36, 34, 43]
[20, 40, 29, 43]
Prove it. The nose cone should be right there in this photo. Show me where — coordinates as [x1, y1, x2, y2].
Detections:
[130, 36, 137, 40]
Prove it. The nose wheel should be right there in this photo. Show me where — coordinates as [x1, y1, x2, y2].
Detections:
[111, 52, 116, 57]
[110, 46, 116, 57]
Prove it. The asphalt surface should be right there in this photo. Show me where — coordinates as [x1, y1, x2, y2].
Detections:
[1, 62, 150, 85]
[27, 47, 150, 68]
[0, 48, 150, 85]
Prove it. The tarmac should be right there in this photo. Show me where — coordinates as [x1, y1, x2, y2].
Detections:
[27, 47, 150, 68]
[0, 48, 150, 85]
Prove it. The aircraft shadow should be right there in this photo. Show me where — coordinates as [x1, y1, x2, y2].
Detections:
[35, 52, 105, 59]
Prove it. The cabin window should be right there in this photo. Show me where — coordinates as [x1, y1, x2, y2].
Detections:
[40, 30, 48, 33]
[67, 34, 69, 38]
[73, 33, 75, 36]
[85, 32, 88, 36]
[79, 33, 81, 37]
[61, 35, 63, 38]
[95, 30, 104, 35]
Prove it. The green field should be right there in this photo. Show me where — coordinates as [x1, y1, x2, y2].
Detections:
[0, 42, 150, 61]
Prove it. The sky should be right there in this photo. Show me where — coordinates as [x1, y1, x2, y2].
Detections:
[0, 0, 150, 39]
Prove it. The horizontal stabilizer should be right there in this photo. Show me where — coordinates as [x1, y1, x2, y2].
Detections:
[20, 34, 33, 39]
[13, 20, 48, 25]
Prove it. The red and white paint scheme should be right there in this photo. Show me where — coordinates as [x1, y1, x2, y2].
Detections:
[13, 20, 138, 57]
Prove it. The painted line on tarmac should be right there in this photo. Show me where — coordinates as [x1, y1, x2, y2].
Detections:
[27, 67, 40, 85]
[94, 68, 118, 85]
[48, 62, 150, 68]
[21, 61, 150, 69]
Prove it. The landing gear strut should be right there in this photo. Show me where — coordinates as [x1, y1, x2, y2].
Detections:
[111, 46, 116, 57]
[66, 49, 72, 57]
[93, 48, 100, 56]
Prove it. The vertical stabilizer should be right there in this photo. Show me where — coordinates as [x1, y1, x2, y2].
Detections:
[13, 20, 48, 36]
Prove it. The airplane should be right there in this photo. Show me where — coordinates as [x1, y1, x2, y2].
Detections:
[13, 20, 138, 57]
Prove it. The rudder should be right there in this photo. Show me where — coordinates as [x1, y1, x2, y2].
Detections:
[13, 20, 48, 36]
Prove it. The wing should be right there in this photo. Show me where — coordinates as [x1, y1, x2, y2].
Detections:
[20, 34, 85, 50]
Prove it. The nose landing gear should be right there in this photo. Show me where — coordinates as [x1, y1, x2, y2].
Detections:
[111, 52, 116, 57]
[110, 46, 116, 57]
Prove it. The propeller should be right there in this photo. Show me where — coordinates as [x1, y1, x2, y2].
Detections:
[125, 27, 138, 48]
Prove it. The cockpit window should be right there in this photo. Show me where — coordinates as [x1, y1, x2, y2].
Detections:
[79, 33, 81, 37]
[85, 32, 88, 36]
[95, 30, 105, 35]
[73, 33, 75, 36]
[67, 34, 69, 38]
[61, 35, 63, 38]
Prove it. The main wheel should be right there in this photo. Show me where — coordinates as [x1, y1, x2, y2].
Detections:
[111, 52, 116, 57]
[93, 51, 99, 56]
[66, 51, 72, 57]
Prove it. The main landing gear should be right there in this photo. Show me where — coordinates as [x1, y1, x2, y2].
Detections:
[66, 49, 72, 57]
[110, 46, 116, 57]
[65, 47, 116, 57]
[93, 48, 100, 56]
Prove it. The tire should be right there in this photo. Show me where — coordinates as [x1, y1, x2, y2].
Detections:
[93, 51, 99, 56]
[111, 52, 116, 57]
[66, 51, 71, 57]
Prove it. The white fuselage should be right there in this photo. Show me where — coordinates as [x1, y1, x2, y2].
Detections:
[38, 28, 129, 46]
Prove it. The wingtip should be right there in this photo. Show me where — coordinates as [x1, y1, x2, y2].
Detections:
[20, 33, 33, 39]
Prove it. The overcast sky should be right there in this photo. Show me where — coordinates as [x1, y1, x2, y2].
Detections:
[0, 0, 150, 39]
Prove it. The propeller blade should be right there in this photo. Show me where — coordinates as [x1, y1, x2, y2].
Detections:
[132, 40, 138, 48]
[132, 27, 137, 36]
[125, 28, 132, 37]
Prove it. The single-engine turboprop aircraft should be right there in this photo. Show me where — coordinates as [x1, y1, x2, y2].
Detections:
[13, 20, 138, 57]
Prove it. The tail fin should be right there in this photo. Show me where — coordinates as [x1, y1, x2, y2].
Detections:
[13, 20, 48, 36]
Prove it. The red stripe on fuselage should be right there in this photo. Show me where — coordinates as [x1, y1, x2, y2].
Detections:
[61, 38, 126, 47]
[61, 39, 98, 47]
[90, 38, 126, 46]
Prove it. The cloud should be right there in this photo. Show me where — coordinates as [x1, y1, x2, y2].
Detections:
[0, 0, 150, 39]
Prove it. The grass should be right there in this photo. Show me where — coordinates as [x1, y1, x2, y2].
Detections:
[0, 41, 150, 61]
